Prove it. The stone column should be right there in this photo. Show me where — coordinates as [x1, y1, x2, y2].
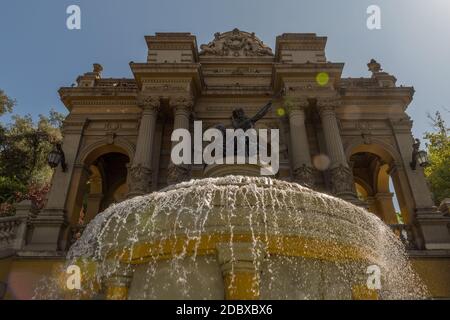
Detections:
[374, 192, 398, 224]
[128, 96, 160, 197]
[84, 193, 103, 223]
[366, 196, 379, 216]
[288, 98, 314, 187]
[216, 242, 265, 300]
[317, 98, 357, 201]
[167, 96, 193, 185]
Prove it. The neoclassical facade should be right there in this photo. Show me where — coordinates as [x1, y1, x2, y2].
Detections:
[1, 30, 449, 299]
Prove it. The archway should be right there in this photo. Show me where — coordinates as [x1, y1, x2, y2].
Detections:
[348, 143, 412, 225]
[65, 144, 131, 247]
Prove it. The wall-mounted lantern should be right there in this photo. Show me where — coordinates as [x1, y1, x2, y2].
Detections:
[410, 139, 429, 170]
[47, 143, 68, 172]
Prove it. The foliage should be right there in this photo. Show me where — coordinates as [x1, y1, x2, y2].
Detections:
[0, 89, 66, 216]
[423, 111, 450, 205]
[0, 176, 26, 215]
[0, 89, 16, 116]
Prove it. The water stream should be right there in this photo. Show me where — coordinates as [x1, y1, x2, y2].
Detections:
[35, 176, 428, 300]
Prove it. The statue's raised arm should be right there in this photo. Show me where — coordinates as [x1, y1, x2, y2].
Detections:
[250, 101, 273, 124]
[250, 89, 285, 125]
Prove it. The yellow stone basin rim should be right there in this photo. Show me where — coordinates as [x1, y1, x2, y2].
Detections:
[107, 233, 378, 265]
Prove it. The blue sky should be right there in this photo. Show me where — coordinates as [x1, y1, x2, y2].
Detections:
[0, 0, 449, 139]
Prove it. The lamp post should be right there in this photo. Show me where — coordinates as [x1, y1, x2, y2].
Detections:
[410, 139, 429, 170]
[416, 150, 430, 168]
[47, 143, 67, 172]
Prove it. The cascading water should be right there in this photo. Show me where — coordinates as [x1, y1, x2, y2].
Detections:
[35, 176, 428, 300]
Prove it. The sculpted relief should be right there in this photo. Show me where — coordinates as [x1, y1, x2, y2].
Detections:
[199, 28, 274, 57]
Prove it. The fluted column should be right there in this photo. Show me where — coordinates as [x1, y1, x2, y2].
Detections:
[288, 97, 314, 187]
[128, 96, 160, 197]
[167, 96, 193, 185]
[317, 98, 357, 200]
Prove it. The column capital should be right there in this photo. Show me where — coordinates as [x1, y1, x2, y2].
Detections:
[292, 164, 315, 188]
[137, 95, 161, 112]
[128, 164, 152, 196]
[330, 164, 355, 196]
[316, 97, 342, 115]
[286, 96, 309, 112]
[169, 95, 194, 112]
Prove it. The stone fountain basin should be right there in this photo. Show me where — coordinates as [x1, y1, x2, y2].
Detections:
[67, 176, 423, 300]
[98, 176, 385, 267]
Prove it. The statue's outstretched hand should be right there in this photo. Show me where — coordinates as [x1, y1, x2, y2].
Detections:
[272, 88, 286, 100]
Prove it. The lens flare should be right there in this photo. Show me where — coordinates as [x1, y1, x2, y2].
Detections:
[276, 108, 286, 117]
[313, 154, 331, 171]
[316, 72, 329, 86]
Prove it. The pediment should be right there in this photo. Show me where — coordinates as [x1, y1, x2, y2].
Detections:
[199, 29, 274, 58]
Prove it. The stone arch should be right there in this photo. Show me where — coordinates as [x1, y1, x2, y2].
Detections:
[65, 140, 133, 243]
[344, 137, 402, 165]
[78, 137, 135, 166]
[347, 139, 411, 224]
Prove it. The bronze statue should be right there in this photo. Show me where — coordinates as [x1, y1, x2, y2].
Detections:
[211, 90, 284, 158]
[231, 89, 284, 131]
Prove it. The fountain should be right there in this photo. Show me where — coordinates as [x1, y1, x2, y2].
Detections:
[36, 176, 428, 300]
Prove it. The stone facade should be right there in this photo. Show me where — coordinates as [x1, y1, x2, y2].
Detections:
[0, 30, 449, 299]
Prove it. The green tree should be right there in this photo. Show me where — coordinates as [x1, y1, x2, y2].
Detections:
[0, 89, 16, 115]
[423, 111, 450, 205]
[0, 89, 66, 216]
